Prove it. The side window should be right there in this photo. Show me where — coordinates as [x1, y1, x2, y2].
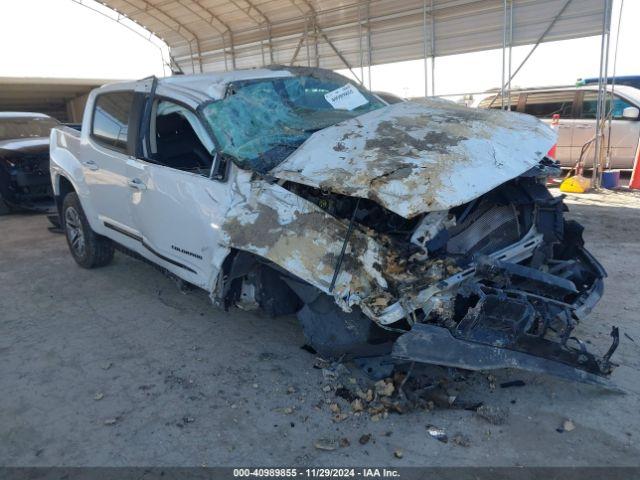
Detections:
[523, 91, 574, 118]
[477, 95, 518, 111]
[581, 92, 635, 120]
[91, 91, 134, 153]
[149, 100, 214, 174]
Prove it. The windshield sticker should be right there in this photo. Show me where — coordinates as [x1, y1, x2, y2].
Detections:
[324, 84, 369, 111]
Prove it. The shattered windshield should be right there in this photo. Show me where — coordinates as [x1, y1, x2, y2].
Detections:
[202, 75, 385, 172]
[0, 117, 60, 141]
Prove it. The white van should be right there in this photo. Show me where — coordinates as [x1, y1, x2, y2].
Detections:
[478, 85, 640, 169]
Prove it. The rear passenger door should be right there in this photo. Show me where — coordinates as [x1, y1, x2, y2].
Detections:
[85, 90, 140, 243]
[521, 91, 576, 166]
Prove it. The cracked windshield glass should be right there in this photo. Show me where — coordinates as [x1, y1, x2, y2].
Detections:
[202, 75, 385, 172]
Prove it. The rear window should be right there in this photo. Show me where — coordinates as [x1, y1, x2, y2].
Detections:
[91, 91, 135, 152]
[523, 91, 574, 118]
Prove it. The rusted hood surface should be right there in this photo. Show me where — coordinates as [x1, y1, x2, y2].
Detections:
[269, 99, 556, 218]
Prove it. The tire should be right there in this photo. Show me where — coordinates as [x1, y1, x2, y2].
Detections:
[0, 195, 11, 215]
[62, 192, 114, 268]
[296, 294, 390, 358]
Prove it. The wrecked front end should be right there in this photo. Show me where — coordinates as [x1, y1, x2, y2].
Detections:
[385, 173, 618, 389]
[215, 92, 617, 388]
[276, 168, 617, 389]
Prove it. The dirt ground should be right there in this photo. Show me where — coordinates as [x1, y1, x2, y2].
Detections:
[1, 189, 639, 467]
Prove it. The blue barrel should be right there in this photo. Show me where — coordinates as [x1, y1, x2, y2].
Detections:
[602, 170, 620, 189]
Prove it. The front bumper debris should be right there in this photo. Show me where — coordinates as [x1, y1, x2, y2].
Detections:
[392, 323, 620, 391]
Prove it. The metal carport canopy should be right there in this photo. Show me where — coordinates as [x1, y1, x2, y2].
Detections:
[96, 0, 609, 75]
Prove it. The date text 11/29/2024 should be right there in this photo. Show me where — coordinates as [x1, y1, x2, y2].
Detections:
[233, 468, 400, 478]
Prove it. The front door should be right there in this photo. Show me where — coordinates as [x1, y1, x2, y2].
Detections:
[127, 99, 232, 288]
[577, 91, 640, 169]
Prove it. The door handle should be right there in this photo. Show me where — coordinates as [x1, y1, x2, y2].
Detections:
[128, 178, 147, 190]
[83, 160, 99, 171]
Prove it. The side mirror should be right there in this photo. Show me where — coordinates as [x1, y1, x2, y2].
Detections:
[622, 106, 639, 120]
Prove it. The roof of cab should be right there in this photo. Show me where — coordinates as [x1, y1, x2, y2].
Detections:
[96, 68, 296, 105]
[160, 68, 293, 99]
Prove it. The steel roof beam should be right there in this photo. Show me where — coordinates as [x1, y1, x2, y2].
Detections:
[118, 0, 204, 71]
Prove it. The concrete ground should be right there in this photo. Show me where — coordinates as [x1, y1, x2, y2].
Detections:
[1, 190, 639, 467]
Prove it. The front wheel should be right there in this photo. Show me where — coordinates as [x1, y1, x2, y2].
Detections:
[62, 192, 114, 268]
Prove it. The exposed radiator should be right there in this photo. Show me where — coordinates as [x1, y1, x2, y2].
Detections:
[447, 205, 519, 256]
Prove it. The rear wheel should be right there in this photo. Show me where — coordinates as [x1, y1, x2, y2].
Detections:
[0, 195, 11, 215]
[62, 192, 114, 268]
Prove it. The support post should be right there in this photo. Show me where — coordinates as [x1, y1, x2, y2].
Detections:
[430, 0, 435, 96]
[366, 1, 372, 90]
[423, 0, 428, 98]
[501, 0, 507, 109]
[593, 0, 611, 188]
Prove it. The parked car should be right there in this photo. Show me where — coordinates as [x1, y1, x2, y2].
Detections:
[0, 112, 60, 213]
[478, 85, 640, 169]
[49, 67, 618, 387]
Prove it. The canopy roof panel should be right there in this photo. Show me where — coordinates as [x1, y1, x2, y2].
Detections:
[97, 0, 609, 75]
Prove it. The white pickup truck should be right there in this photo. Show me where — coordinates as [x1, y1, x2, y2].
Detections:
[49, 66, 618, 387]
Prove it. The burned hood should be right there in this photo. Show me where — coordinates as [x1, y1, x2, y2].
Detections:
[269, 99, 556, 218]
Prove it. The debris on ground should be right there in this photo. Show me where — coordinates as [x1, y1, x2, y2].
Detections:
[335, 386, 358, 402]
[375, 379, 395, 397]
[452, 433, 471, 447]
[500, 380, 526, 389]
[314, 439, 338, 451]
[562, 419, 576, 432]
[93, 392, 104, 401]
[475, 405, 509, 425]
[287, 386, 296, 394]
[103, 418, 118, 426]
[339, 438, 350, 448]
[359, 434, 371, 445]
[426, 425, 448, 443]
[101, 362, 113, 370]
[313, 361, 488, 424]
[393, 449, 403, 459]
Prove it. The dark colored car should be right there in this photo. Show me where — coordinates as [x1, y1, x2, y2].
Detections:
[0, 112, 59, 214]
